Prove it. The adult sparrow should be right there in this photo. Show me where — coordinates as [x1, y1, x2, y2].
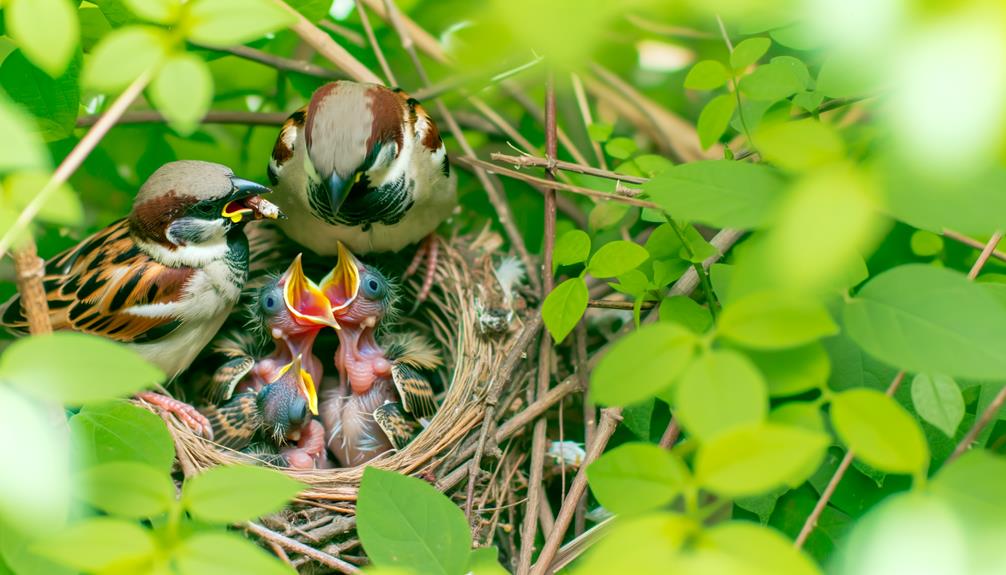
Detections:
[0, 160, 281, 436]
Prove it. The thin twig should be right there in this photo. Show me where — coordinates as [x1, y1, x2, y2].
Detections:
[191, 41, 341, 79]
[588, 299, 655, 311]
[796, 231, 1004, 548]
[658, 417, 680, 449]
[319, 19, 367, 47]
[246, 522, 360, 574]
[360, 0, 451, 63]
[518, 77, 559, 575]
[571, 73, 608, 170]
[942, 229, 1006, 263]
[379, 0, 541, 294]
[461, 157, 658, 209]
[573, 322, 592, 536]
[949, 384, 1006, 463]
[77, 110, 289, 128]
[0, 70, 152, 259]
[490, 153, 647, 185]
[12, 239, 52, 335]
[354, 0, 397, 86]
[274, 0, 382, 83]
[529, 407, 623, 575]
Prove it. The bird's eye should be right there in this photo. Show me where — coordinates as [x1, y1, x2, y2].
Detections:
[361, 273, 386, 299]
[260, 287, 282, 314]
[289, 398, 308, 427]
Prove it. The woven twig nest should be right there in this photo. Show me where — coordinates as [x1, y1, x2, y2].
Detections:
[154, 229, 531, 565]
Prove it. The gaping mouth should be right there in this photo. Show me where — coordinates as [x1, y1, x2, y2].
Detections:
[222, 195, 284, 224]
[283, 254, 341, 329]
[320, 242, 361, 313]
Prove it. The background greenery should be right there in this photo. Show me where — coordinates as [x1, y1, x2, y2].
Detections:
[3, 0, 1006, 574]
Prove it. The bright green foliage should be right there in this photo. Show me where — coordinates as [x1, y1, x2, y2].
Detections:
[587, 240, 649, 278]
[0, 96, 49, 174]
[588, 443, 689, 515]
[6, 0, 80, 77]
[701, 522, 821, 575]
[738, 61, 805, 101]
[467, 547, 509, 575]
[910, 374, 964, 437]
[0, 51, 81, 141]
[553, 229, 591, 271]
[756, 119, 845, 171]
[574, 513, 695, 574]
[122, 0, 182, 23]
[746, 343, 830, 397]
[731, 38, 772, 70]
[5, 172, 83, 227]
[82, 26, 168, 90]
[658, 295, 713, 333]
[0, 333, 163, 404]
[591, 323, 696, 406]
[645, 161, 786, 229]
[69, 402, 175, 472]
[830, 389, 929, 475]
[844, 265, 1006, 379]
[675, 349, 767, 442]
[77, 461, 175, 519]
[685, 60, 729, 90]
[175, 532, 295, 575]
[697, 94, 736, 149]
[542, 277, 588, 343]
[695, 423, 828, 497]
[150, 53, 213, 135]
[185, 0, 297, 47]
[718, 291, 838, 350]
[910, 230, 944, 257]
[182, 465, 305, 523]
[587, 122, 613, 142]
[357, 468, 472, 575]
[33, 518, 156, 573]
[604, 137, 637, 159]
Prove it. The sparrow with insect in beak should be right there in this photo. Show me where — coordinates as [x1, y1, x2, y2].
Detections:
[317, 243, 441, 467]
[200, 255, 339, 467]
[0, 161, 282, 437]
[267, 81, 456, 302]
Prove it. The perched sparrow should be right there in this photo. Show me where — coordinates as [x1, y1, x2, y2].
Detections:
[0, 161, 281, 436]
[267, 81, 456, 300]
[318, 244, 441, 466]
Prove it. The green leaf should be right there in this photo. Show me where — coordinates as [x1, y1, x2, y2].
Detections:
[33, 518, 155, 573]
[0, 50, 80, 141]
[830, 389, 929, 475]
[659, 295, 713, 333]
[467, 547, 508, 575]
[587, 443, 689, 515]
[910, 374, 964, 438]
[69, 402, 175, 472]
[910, 230, 943, 257]
[553, 229, 590, 271]
[78, 462, 175, 519]
[6, 172, 83, 227]
[634, 154, 673, 177]
[645, 160, 786, 229]
[697, 94, 736, 150]
[183, 465, 304, 523]
[83, 25, 168, 91]
[771, 56, 812, 89]
[696, 423, 829, 497]
[542, 277, 588, 343]
[6, 0, 79, 77]
[149, 53, 212, 136]
[591, 323, 696, 406]
[0, 96, 49, 173]
[718, 291, 838, 350]
[587, 122, 613, 142]
[588, 201, 630, 231]
[622, 399, 654, 439]
[604, 137, 637, 159]
[357, 468, 471, 575]
[175, 531, 294, 575]
[678, 224, 719, 263]
[816, 52, 881, 98]
[685, 60, 729, 90]
[703, 522, 821, 575]
[843, 264, 1006, 379]
[587, 240, 649, 278]
[747, 343, 830, 396]
[932, 450, 1006, 518]
[122, 0, 181, 23]
[738, 61, 804, 101]
[730, 37, 771, 69]
[676, 349, 767, 442]
[644, 223, 684, 260]
[575, 513, 695, 574]
[0, 333, 163, 404]
[186, 0, 297, 47]
[756, 119, 845, 171]
[769, 402, 824, 433]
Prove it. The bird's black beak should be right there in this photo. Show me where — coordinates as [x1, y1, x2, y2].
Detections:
[325, 170, 360, 214]
[222, 178, 284, 223]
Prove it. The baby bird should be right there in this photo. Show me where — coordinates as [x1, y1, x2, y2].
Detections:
[267, 81, 456, 300]
[0, 161, 281, 436]
[318, 244, 441, 467]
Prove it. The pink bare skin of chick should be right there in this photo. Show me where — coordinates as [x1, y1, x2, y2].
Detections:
[318, 248, 399, 466]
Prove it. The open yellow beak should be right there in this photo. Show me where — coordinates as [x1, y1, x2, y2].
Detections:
[283, 254, 340, 329]
[320, 242, 361, 314]
[271, 354, 318, 416]
[221, 201, 254, 224]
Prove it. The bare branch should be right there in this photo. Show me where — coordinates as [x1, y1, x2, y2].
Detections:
[273, 0, 382, 84]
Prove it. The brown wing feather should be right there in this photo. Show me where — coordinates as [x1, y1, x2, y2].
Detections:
[0, 219, 192, 343]
[391, 362, 437, 418]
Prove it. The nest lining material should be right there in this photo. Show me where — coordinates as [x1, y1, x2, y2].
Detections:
[158, 231, 529, 506]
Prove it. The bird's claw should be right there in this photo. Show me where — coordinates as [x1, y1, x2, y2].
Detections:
[137, 391, 215, 440]
[404, 234, 439, 306]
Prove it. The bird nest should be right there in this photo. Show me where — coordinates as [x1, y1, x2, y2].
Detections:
[153, 228, 539, 569]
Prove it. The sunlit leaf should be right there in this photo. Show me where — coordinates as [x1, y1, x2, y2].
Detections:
[175, 531, 293, 575]
[844, 265, 1006, 379]
[553, 229, 591, 271]
[587, 123, 613, 142]
[357, 468, 471, 575]
[730, 37, 771, 70]
[718, 291, 838, 350]
[122, 0, 181, 23]
[909, 230, 943, 257]
[604, 137, 637, 160]
[591, 323, 696, 406]
[150, 53, 212, 136]
[6, 0, 79, 77]
[77, 461, 175, 519]
[542, 277, 588, 343]
[910, 374, 964, 438]
[696, 423, 829, 497]
[676, 349, 767, 442]
[756, 119, 845, 171]
[697, 94, 736, 149]
[702, 522, 821, 575]
[186, 0, 298, 47]
[182, 465, 304, 523]
[69, 402, 175, 472]
[574, 513, 695, 574]
[33, 518, 155, 573]
[587, 240, 649, 278]
[0, 50, 80, 141]
[0, 96, 49, 174]
[769, 402, 825, 433]
[82, 25, 168, 91]
[588, 443, 689, 515]
[685, 60, 729, 90]
[738, 61, 803, 101]
[0, 333, 163, 404]
[830, 389, 929, 475]
[747, 342, 830, 397]
[658, 295, 712, 333]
